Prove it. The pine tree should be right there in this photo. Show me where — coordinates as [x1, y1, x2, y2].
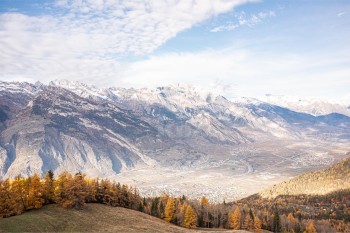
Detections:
[272, 211, 282, 233]
[243, 214, 253, 230]
[43, 170, 54, 204]
[183, 205, 197, 228]
[229, 208, 241, 229]
[151, 197, 160, 217]
[294, 224, 302, 233]
[164, 197, 175, 223]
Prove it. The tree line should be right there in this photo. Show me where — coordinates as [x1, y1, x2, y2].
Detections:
[1, 171, 349, 232]
[0, 171, 196, 228]
[237, 190, 350, 232]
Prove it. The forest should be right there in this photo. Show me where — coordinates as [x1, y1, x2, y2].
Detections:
[0, 171, 349, 232]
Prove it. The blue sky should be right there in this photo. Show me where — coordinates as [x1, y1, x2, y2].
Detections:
[0, 0, 349, 99]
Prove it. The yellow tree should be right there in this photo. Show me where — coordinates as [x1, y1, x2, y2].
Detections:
[183, 205, 197, 228]
[10, 176, 26, 214]
[54, 171, 69, 204]
[304, 220, 317, 233]
[61, 172, 87, 208]
[164, 197, 175, 223]
[0, 179, 14, 217]
[201, 196, 209, 227]
[26, 174, 44, 210]
[254, 216, 262, 233]
[229, 208, 241, 229]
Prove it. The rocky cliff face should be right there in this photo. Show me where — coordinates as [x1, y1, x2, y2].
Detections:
[0, 80, 349, 191]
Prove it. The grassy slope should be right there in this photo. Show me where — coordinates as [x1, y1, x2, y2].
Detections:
[0, 204, 249, 233]
[259, 156, 350, 198]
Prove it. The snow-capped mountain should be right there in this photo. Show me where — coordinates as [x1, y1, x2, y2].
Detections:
[260, 94, 350, 117]
[1, 80, 350, 201]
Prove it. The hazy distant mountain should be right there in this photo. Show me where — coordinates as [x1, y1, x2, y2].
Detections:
[1, 80, 350, 201]
[260, 94, 350, 117]
[259, 155, 350, 198]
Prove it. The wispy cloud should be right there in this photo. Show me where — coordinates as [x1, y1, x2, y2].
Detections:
[0, 0, 252, 83]
[211, 10, 275, 32]
[337, 11, 346, 17]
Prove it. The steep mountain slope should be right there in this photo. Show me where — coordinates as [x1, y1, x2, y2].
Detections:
[259, 155, 350, 198]
[1, 85, 159, 178]
[1, 80, 350, 201]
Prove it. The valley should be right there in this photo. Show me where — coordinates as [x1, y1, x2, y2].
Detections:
[116, 140, 349, 202]
[1, 80, 350, 202]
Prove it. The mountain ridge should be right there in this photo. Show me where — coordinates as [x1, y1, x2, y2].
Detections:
[1, 80, 350, 201]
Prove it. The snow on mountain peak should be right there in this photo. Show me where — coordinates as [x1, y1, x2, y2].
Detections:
[49, 79, 109, 100]
[0, 81, 43, 95]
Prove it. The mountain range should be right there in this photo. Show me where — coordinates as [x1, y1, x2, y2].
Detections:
[0, 80, 349, 201]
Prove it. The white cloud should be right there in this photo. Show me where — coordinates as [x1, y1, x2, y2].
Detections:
[117, 48, 350, 99]
[0, 0, 253, 84]
[210, 10, 275, 32]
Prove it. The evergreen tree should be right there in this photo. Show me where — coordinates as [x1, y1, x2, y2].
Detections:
[294, 224, 302, 233]
[183, 205, 197, 228]
[43, 170, 54, 204]
[151, 197, 160, 217]
[272, 211, 282, 233]
[243, 214, 253, 230]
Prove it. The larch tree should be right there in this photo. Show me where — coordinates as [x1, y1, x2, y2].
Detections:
[201, 196, 210, 228]
[254, 216, 262, 233]
[62, 172, 87, 208]
[0, 179, 14, 217]
[10, 176, 26, 214]
[183, 205, 197, 228]
[304, 220, 317, 233]
[53, 171, 71, 204]
[26, 173, 44, 210]
[229, 207, 241, 229]
[164, 197, 175, 223]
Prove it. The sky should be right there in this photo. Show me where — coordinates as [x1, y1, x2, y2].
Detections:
[0, 0, 349, 99]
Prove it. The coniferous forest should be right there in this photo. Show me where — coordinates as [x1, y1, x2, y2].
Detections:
[0, 171, 349, 232]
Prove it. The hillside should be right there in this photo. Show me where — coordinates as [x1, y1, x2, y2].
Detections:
[0, 204, 249, 233]
[259, 156, 350, 198]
